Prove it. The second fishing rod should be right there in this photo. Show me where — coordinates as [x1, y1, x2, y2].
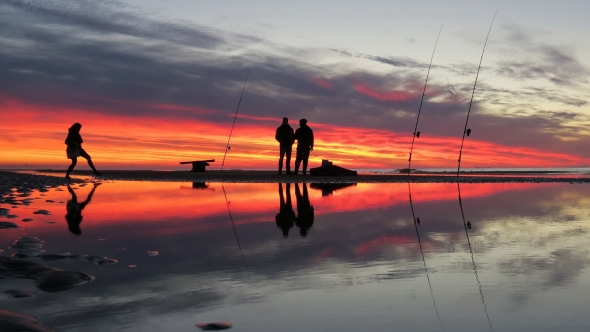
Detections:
[407, 25, 443, 175]
[456, 11, 498, 177]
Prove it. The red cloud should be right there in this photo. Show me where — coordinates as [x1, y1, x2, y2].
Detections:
[1, 96, 589, 170]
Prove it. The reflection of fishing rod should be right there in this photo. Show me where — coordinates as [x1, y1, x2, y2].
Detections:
[222, 184, 249, 273]
[457, 183, 494, 331]
[457, 11, 498, 177]
[221, 68, 251, 170]
[408, 183, 444, 331]
[407, 25, 443, 175]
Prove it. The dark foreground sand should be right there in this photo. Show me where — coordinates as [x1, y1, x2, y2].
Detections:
[25, 169, 590, 184]
[0, 171, 85, 203]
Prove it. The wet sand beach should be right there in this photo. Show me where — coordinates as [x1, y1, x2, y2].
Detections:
[0, 171, 85, 198]
[21, 169, 590, 183]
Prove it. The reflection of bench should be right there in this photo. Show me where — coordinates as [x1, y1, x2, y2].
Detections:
[180, 159, 215, 172]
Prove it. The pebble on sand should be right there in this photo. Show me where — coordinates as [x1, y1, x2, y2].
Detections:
[81, 255, 118, 265]
[148, 251, 159, 256]
[196, 322, 233, 330]
[4, 289, 36, 299]
[22, 218, 34, 222]
[35, 270, 94, 293]
[0, 221, 18, 229]
[0, 309, 54, 331]
[33, 210, 51, 215]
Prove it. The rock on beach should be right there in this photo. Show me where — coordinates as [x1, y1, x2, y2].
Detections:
[0, 309, 55, 331]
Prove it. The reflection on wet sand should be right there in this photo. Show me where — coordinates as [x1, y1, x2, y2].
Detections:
[276, 183, 295, 238]
[458, 183, 494, 331]
[222, 184, 248, 272]
[310, 183, 357, 196]
[3, 181, 590, 331]
[295, 183, 314, 237]
[66, 183, 99, 235]
[408, 183, 444, 331]
[274, 183, 315, 238]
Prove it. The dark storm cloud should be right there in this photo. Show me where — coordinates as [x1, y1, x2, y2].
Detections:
[359, 54, 429, 69]
[1, 0, 228, 49]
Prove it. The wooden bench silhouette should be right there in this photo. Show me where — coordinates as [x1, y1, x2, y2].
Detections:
[180, 159, 215, 172]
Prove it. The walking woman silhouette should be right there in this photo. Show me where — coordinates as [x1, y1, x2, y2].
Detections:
[65, 123, 101, 178]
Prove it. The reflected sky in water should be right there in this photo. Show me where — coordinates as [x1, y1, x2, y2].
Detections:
[2, 181, 590, 331]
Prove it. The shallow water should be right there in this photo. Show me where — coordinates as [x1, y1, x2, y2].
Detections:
[2, 181, 590, 331]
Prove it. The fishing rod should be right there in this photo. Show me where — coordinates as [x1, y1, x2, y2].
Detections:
[456, 11, 498, 177]
[457, 183, 494, 331]
[221, 68, 251, 170]
[408, 183, 444, 331]
[222, 184, 249, 273]
[407, 25, 443, 175]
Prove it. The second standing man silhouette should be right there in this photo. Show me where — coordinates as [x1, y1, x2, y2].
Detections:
[275, 117, 295, 175]
[294, 119, 314, 175]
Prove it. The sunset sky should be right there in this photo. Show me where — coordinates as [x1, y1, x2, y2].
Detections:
[1, 0, 590, 170]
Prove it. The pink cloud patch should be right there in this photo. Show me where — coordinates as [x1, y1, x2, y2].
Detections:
[354, 83, 417, 101]
[312, 76, 334, 90]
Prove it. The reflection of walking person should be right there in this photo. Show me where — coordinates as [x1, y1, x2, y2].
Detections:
[294, 119, 314, 175]
[275, 117, 295, 175]
[275, 183, 295, 238]
[295, 183, 314, 237]
[66, 183, 100, 235]
[65, 123, 101, 179]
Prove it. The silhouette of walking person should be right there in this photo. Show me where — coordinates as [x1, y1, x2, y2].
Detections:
[275, 117, 295, 175]
[295, 183, 314, 237]
[65, 123, 101, 179]
[294, 119, 314, 175]
[66, 183, 100, 235]
[275, 183, 295, 238]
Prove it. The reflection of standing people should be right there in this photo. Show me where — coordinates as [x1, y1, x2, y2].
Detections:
[294, 119, 314, 175]
[275, 117, 295, 175]
[66, 183, 99, 235]
[65, 123, 101, 179]
[295, 183, 314, 237]
[275, 183, 295, 238]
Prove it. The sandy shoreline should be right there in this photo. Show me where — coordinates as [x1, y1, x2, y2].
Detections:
[0, 171, 85, 208]
[8, 169, 590, 184]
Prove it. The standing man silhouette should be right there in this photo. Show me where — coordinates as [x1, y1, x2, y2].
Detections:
[275, 117, 294, 175]
[294, 119, 314, 175]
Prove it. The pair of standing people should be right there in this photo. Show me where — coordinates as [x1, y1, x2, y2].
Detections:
[275, 118, 314, 175]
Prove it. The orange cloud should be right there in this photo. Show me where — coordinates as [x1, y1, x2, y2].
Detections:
[1, 97, 588, 170]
